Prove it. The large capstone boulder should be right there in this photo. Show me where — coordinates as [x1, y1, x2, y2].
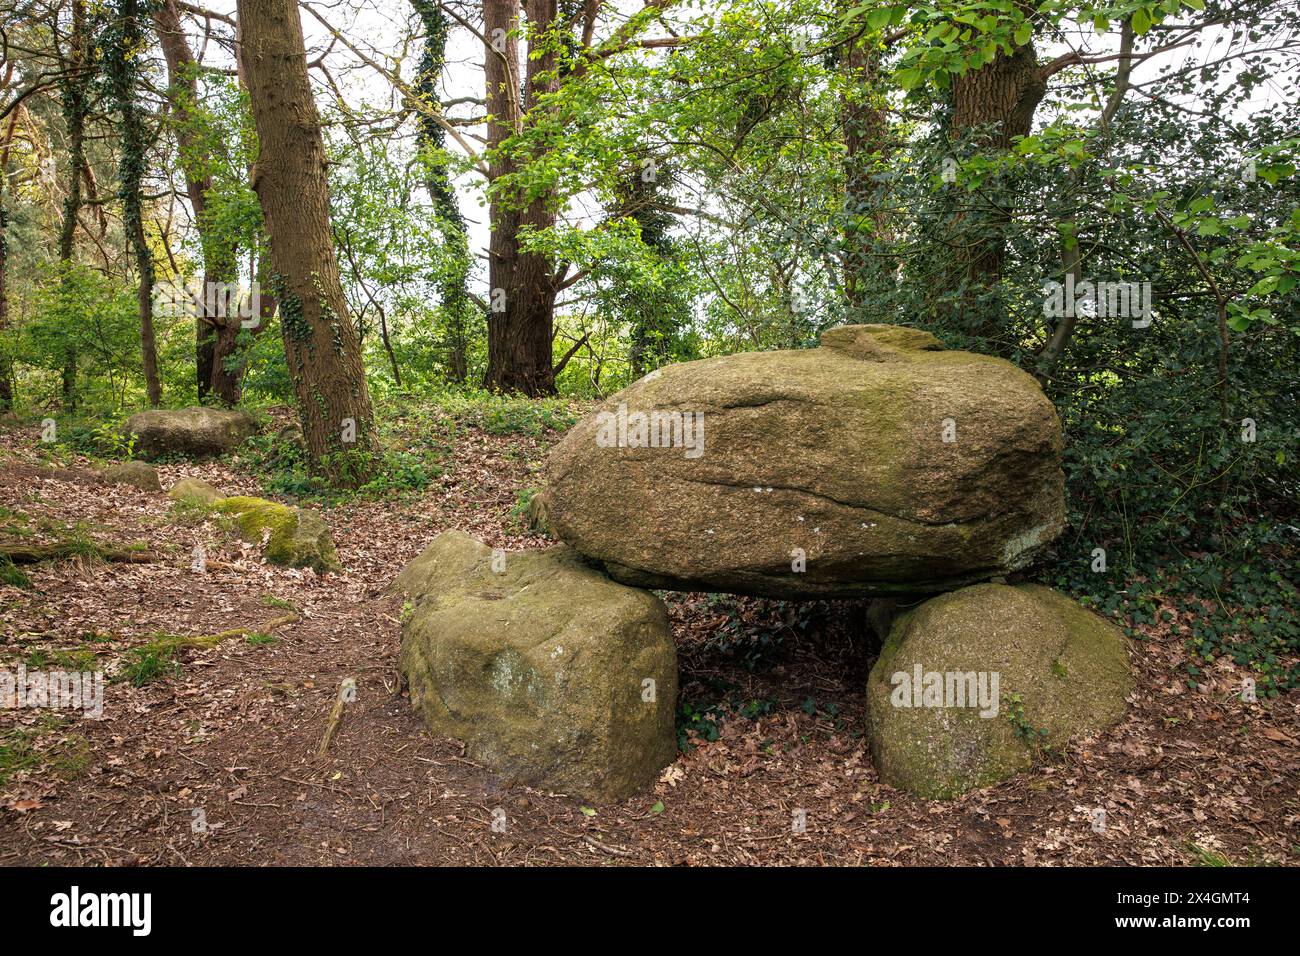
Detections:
[540, 324, 1065, 599]
[125, 406, 257, 459]
[396, 531, 678, 802]
[865, 583, 1132, 799]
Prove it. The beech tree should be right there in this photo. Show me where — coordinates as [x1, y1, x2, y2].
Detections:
[236, 0, 376, 481]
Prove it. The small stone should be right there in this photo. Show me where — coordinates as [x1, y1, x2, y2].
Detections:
[168, 477, 224, 506]
[98, 460, 161, 492]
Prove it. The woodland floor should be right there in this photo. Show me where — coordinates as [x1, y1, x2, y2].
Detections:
[0, 416, 1296, 867]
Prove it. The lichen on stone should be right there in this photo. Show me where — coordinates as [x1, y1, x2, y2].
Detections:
[394, 531, 678, 802]
[866, 583, 1132, 799]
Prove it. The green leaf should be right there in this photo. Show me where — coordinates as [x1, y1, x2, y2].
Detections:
[650, 801, 664, 814]
[580, 806, 597, 816]
[1132, 7, 1151, 35]
[896, 67, 925, 91]
[866, 7, 892, 30]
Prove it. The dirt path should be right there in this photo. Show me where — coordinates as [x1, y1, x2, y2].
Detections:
[0, 422, 1296, 866]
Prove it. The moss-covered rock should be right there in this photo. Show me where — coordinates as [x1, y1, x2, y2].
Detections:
[866, 583, 1132, 799]
[215, 496, 340, 573]
[98, 460, 161, 492]
[541, 324, 1065, 599]
[395, 531, 678, 802]
[168, 477, 224, 506]
[525, 489, 551, 535]
[125, 406, 258, 459]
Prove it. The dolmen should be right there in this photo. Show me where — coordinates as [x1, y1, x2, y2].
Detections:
[397, 326, 1131, 800]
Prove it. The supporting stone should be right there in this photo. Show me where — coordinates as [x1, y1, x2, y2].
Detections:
[395, 531, 678, 802]
[866, 583, 1132, 798]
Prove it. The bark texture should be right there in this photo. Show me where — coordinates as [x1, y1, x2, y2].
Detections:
[483, 0, 561, 395]
[154, 0, 246, 403]
[945, 38, 1047, 304]
[109, 0, 163, 405]
[413, 0, 474, 383]
[0, 69, 15, 410]
[237, 0, 376, 481]
[56, 0, 92, 407]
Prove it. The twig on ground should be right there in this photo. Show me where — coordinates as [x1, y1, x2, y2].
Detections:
[318, 677, 357, 758]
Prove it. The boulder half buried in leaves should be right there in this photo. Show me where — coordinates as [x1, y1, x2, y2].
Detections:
[125, 406, 257, 459]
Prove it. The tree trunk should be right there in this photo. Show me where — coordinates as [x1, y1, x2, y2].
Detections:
[413, 0, 474, 384]
[483, 0, 560, 396]
[0, 79, 16, 411]
[0, 191, 9, 411]
[208, 316, 242, 402]
[237, 0, 376, 483]
[951, 39, 1046, 152]
[110, 0, 163, 406]
[209, 277, 275, 405]
[155, 0, 218, 402]
[947, 37, 1047, 293]
[154, 0, 252, 404]
[135, 248, 161, 406]
[0, 179, 10, 413]
[840, 30, 892, 309]
[57, 1, 88, 264]
[56, 0, 91, 409]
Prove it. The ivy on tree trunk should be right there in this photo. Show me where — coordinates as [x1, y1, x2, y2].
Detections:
[237, 0, 377, 485]
[106, 0, 163, 406]
[413, 0, 475, 384]
[483, 0, 562, 396]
